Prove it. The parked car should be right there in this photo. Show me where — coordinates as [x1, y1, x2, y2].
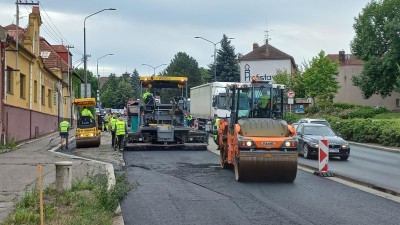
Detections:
[296, 123, 350, 160]
[296, 118, 330, 127]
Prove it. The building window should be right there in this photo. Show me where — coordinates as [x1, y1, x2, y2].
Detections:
[6, 67, 13, 94]
[41, 85, 45, 106]
[20, 73, 26, 99]
[396, 99, 400, 107]
[34, 81, 38, 103]
[48, 89, 52, 107]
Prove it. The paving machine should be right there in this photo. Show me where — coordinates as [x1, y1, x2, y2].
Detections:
[126, 76, 208, 149]
[73, 98, 101, 148]
[218, 78, 298, 182]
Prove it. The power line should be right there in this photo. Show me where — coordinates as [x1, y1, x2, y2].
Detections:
[39, 1, 84, 55]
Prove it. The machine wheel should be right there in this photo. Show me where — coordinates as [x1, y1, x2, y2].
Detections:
[76, 142, 81, 149]
[340, 155, 349, 161]
[220, 145, 229, 169]
[303, 143, 312, 159]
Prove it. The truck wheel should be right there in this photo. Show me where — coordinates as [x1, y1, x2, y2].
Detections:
[340, 155, 349, 161]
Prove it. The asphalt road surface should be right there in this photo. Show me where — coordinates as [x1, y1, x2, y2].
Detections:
[122, 149, 400, 225]
[298, 144, 400, 194]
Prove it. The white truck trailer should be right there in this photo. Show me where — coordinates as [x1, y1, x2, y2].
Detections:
[190, 82, 232, 128]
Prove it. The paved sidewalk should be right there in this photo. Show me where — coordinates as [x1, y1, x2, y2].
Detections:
[0, 130, 109, 223]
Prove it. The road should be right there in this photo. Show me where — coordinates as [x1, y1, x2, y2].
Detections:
[121, 149, 400, 225]
[298, 144, 400, 194]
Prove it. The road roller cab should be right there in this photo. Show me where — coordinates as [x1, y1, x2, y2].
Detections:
[73, 98, 101, 148]
[218, 78, 298, 182]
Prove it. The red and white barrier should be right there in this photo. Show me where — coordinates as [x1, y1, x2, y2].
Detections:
[319, 139, 329, 172]
[314, 138, 334, 177]
[194, 119, 199, 130]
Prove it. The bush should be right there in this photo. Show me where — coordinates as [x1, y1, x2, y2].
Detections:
[284, 113, 303, 124]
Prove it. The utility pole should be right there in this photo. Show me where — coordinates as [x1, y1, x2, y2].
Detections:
[15, 0, 39, 74]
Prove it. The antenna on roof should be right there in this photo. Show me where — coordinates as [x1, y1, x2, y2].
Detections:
[264, 17, 271, 45]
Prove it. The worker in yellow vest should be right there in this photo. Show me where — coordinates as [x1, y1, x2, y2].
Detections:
[115, 116, 127, 151]
[81, 106, 94, 119]
[212, 114, 220, 143]
[109, 114, 117, 148]
[59, 120, 70, 150]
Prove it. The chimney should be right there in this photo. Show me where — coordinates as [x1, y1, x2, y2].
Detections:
[253, 43, 259, 51]
[339, 50, 345, 64]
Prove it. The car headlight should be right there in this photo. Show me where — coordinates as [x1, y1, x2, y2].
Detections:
[310, 142, 319, 148]
[341, 144, 350, 148]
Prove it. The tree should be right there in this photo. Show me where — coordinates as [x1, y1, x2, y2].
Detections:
[199, 67, 211, 84]
[273, 69, 306, 99]
[215, 34, 240, 82]
[100, 73, 119, 108]
[302, 51, 340, 104]
[351, 0, 400, 98]
[114, 78, 134, 108]
[162, 52, 202, 102]
[74, 68, 98, 98]
[130, 69, 140, 99]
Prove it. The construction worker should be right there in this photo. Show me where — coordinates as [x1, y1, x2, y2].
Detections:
[257, 91, 271, 117]
[187, 114, 193, 127]
[109, 114, 117, 148]
[103, 113, 109, 132]
[212, 114, 220, 143]
[59, 120, 70, 150]
[115, 116, 127, 151]
[81, 106, 94, 119]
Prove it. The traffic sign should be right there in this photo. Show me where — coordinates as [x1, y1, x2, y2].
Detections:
[287, 90, 295, 98]
[288, 98, 294, 105]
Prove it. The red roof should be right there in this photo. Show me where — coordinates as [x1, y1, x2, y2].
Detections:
[240, 43, 295, 61]
[40, 37, 70, 73]
[52, 45, 68, 53]
[4, 24, 26, 44]
[327, 52, 364, 66]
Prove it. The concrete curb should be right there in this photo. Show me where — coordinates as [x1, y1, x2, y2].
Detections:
[348, 141, 400, 154]
[48, 139, 124, 225]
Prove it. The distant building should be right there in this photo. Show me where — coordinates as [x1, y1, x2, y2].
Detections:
[328, 51, 400, 110]
[239, 42, 296, 83]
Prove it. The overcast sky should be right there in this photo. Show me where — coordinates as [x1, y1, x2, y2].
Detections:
[0, 0, 371, 77]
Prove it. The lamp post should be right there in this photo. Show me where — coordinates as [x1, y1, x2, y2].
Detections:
[96, 53, 113, 102]
[84, 8, 116, 98]
[141, 63, 167, 75]
[195, 36, 234, 82]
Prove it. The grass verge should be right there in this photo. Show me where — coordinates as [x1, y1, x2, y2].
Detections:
[2, 173, 138, 225]
[0, 138, 18, 154]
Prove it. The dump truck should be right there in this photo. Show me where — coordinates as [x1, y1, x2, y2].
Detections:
[218, 78, 298, 182]
[73, 98, 101, 148]
[125, 76, 208, 149]
[190, 82, 233, 129]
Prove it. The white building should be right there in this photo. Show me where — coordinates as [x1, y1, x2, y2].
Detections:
[239, 42, 297, 83]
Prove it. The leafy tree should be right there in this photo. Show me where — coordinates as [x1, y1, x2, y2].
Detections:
[215, 34, 240, 82]
[100, 73, 119, 108]
[351, 0, 400, 98]
[130, 69, 141, 99]
[199, 67, 211, 84]
[74, 68, 98, 98]
[161, 52, 202, 102]
[302, 51, 340, 104]
[273, 69, 306, 99]
[114, 78, 134, 108]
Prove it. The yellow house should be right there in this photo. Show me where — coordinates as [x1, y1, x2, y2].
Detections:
[2, 6, 80, 143]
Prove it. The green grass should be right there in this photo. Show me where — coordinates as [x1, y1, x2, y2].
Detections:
[0, 138, 18, 154]
[2, 173, 138, 225]
[372, 112, 400, 120]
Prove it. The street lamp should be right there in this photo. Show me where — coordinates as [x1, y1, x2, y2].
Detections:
[83, 8, 116, 98]
[142, 63, 167, 75]
[97, 53, 114, 101]
[195, 36, 234, 82]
